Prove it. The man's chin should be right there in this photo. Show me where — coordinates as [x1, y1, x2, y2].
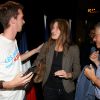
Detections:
[18, 29, 22, 32]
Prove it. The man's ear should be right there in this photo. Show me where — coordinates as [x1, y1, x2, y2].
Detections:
[9, 17, 16, 25]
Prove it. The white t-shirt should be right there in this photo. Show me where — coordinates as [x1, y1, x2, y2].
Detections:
[0, 34, 25, 100]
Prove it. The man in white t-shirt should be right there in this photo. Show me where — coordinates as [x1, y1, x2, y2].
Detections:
[0, 1, 43, 100]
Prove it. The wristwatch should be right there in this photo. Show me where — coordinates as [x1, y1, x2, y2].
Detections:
[0, 80, 5, 89]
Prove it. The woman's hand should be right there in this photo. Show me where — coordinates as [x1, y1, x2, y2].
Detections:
[54, 70, 72, 79]
[35, 43, 44, 53]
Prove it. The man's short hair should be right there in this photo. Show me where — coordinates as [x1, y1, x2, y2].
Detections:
[0, 1, 23, 29]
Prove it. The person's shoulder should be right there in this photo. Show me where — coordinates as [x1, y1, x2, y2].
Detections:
[40, 41, 49, 51]
[42, 41, 48, 48]
[67, 44, 79, 55]
[44, 41, 48, 45]
[69, 44, 79, 49]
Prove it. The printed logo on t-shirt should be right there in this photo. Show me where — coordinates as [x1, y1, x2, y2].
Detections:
[5, 48, 20, 68]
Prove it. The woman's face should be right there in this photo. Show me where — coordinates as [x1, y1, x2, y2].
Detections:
[51, 22, 61, 40]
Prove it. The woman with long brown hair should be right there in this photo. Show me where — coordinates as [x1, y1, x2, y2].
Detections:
[33, 18, 81, 100]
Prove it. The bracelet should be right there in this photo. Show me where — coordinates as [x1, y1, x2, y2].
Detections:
[0, 80, 5, 89]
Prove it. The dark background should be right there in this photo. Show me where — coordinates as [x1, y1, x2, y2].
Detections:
[0, 0, 100, 53]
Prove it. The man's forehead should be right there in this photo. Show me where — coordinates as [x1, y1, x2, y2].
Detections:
[95, 28, 100, 35]
[18, 9, 23, 15]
